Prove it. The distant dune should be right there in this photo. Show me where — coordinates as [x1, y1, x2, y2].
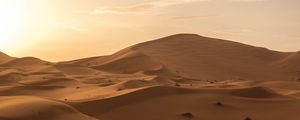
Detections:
[0, 52, 14, 64]
[67, 34, 299, 81]
[0, 34, 300, 120]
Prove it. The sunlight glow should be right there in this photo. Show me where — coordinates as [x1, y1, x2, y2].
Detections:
[0, 1, 29, 51]
[0, 0, 298, 61]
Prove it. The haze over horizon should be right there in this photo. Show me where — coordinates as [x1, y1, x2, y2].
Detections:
[0, 0, 300, 61]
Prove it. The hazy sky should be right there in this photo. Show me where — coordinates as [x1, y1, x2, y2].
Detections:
[0, 0, 299, 61]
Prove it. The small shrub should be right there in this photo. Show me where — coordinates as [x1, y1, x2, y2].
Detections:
[175, 83, 181, 87]
[76, 86, 80, 89]
[117, 88, 123, 91]
[216, 101, 223, 106]
[245, 117, 252, 120]
[181, 112, 194, 118]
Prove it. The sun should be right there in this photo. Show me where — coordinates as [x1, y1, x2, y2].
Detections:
[0, 1, 28, 51]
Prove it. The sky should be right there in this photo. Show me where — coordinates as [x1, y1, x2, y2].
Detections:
[0, 0, 299, 61]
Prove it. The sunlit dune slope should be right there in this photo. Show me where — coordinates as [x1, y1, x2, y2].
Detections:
[66, 34, 300, 81]
[0, 96, 97, 120]
[71, 86, 300, 120]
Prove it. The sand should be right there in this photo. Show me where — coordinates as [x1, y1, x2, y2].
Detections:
[0, 52, 14, 64]
[0, 34, 299, 120]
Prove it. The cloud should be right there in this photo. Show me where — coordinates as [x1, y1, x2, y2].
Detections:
[148, 0, 208, 7]
[86, 0, 267, 15]
[53, 22, 88, 32]
[172, 15, 210, 20]
[230, 0, 267, 2]
[88, 0, 208, 15]
[89, 4, 155, 15]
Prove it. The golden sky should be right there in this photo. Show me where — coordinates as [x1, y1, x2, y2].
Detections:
[0, 0, 300, 61]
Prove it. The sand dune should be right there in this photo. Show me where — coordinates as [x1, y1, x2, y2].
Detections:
[93, 50, 163, 74]
[131, 34, 297, 81]
[0, 57, 52, 72]
[72, 86, 300, 120]
[68, 34, 299, 81]
[0, 52, 14, 64]
[0, 34, 300, 120]
[0, 96, 97, 120]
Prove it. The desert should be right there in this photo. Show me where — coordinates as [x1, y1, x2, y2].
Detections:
[0, 34, 299, 120]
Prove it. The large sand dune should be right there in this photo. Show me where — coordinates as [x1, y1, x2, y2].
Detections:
[0, 52, 14, 64]
[0, 34, 300, 120]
